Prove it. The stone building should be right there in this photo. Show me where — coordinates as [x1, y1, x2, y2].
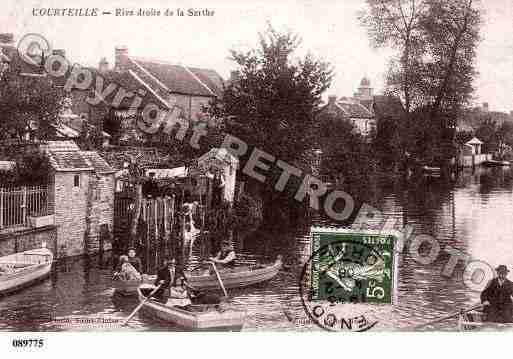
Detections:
[42, 141, 115, 257]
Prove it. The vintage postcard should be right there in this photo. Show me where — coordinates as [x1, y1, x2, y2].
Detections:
[1, 0, 513, 348]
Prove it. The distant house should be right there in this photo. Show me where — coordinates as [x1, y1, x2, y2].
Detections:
[465, 137, 483, 155]
[0, 33, 47, 77]
[317, 96, 375, 137]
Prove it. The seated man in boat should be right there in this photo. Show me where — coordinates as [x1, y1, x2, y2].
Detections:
[209, 241, 236, 270]
[127, 247, 143, 274]
[153, 258, 179, 303]
[481, 264, 513, 323]
[115, 255, 142, 281]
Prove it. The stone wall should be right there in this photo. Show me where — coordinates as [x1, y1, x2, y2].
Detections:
[53, 171, 89, 257]
[53, 170, 114, 257]
[0, 225, 57, 257]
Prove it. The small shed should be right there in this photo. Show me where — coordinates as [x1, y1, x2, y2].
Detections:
[41, 141, 115, 257]
[195, 148, 239, 203]
[465, 137, 483, 155]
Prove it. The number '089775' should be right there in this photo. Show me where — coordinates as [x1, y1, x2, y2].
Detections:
[12, 339, 44, 348]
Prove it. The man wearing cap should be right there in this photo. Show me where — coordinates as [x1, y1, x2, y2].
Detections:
[481, 265, 513, 323]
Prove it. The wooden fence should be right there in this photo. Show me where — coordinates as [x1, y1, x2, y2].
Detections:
[0, 185, 50, 230]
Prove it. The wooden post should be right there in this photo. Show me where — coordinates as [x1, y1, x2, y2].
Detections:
[154, 199, 159, 267]
[22, 186, 27, 227]
[0, 188, 4, 230]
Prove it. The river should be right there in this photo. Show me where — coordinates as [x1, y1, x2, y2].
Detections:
[1, 166, 512, 331]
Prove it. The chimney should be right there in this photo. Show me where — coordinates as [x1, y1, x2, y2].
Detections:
[328, 95, 337, 104]
[99, 57, 109, 73]
[114, 46, 129, 72]
[0, 33, 14, 46]
[230, 70, 240, 83]
[52, 49, 66, 58]
[482, 102, 489, 112]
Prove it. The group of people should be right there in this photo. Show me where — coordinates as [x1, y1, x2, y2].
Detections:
[152, 240, 236, 304]
[113, 240, 237, 305]
[113, 248, 143, 281]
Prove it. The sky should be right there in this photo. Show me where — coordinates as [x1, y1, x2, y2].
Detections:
[2, 0, 512, 112]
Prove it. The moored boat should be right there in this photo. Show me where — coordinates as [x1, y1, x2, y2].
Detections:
[459, 310, 513, 331]
[136, 285, 246, 330]
[115, 256, 283, 296]
[483, 159, 511, 167]
[0, 246, 53, 295]
[113, 275, 153, 296]
[186, 256, 283, 291]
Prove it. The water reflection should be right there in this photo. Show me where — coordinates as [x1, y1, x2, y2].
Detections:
[0, 167, 512, 331]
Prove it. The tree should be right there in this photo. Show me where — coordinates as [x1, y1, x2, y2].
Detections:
[360, 0, 482, 163]
[359, 0, 428, 114]
[208, 26, 333, 226]
[210, 25, 333, 165]
[0, 66, 64, 142]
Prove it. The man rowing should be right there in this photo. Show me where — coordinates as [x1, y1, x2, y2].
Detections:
[209, 240, 236, 269]
[481, 264, 513, 323]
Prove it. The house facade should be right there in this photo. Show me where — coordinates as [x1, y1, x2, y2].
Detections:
[317, 95, 376, 137]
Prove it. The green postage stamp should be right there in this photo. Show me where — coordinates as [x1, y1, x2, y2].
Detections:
[309, 227, 400, 305]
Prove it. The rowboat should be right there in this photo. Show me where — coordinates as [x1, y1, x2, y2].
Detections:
[113, 275, 153, 296]
[0, 246, 53, 295]
[421, 165, 441, 177]
[185, 255, 283, 291]
[136, 285, 246, 330]
[114, 256, 282, 296]
[458, 310, 513, 331]
[483, 159, 511, 167]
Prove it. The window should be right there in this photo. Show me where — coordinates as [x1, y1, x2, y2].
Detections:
[74, 174, 80, 187]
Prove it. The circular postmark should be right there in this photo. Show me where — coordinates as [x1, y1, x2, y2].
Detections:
[298, 236, 394, 332]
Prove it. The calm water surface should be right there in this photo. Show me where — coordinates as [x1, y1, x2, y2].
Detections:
[1, 167, 512, 331]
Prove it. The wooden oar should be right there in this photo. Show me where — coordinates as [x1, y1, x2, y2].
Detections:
[412, 303, 484, 330]
[121, 284, 162, 327]
[210, 261, 228, 297]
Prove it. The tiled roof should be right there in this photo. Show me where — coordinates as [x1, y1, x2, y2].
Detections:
[373, 95, 405, 119]
[47, 151, 93, 171]
[131, 57, 222, 97]
[336, 100, 374, 119]
[75, 68, 169, 110]
[80, 151, 115, 174]
[42, 141, 114, 174]
[40, 140, 80, 152]
[188, 67, 224, 97]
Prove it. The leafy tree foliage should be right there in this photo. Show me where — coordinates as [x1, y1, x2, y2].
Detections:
[360, 0, 482, 163]
[210, 25, 333, 165]
[0, 66, 64, 142]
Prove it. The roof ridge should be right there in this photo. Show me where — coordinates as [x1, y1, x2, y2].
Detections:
[127, 69, 170, 109]
[129, 57, 171, 93]
[181, 65, 215, 96]
[132, 56, 213, 71]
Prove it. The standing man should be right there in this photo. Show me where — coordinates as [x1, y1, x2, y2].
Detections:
[481, 265, 513, 323]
